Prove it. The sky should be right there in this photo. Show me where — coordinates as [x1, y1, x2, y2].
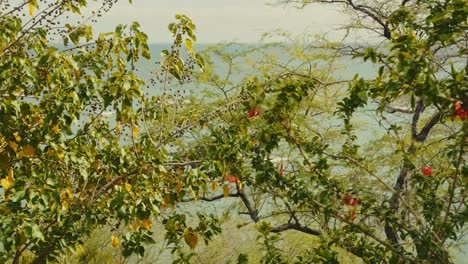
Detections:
[90, 0, 351, 43]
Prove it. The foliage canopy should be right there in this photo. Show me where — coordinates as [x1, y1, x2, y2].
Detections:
[0, 0, 467, 263]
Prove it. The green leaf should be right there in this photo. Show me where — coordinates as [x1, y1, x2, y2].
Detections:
[12, 190, 26, 202]
[46, 178, 57, 186]
[26, 224, 45, 241]
[237, 253, 249, 264]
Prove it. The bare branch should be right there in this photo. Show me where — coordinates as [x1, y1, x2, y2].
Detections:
[385, 106, 413, 114]
[237, 185, 260, 222]
[270, 222, 321, 236]
[414, 110, 444, 142]
[182, 193, 240, 202]
[411, 98, 426, 140]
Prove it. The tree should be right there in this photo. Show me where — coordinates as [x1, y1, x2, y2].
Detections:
[169, 0, 467, 263]
[1, 0, 466, 263]
[0, 1, 209, 263]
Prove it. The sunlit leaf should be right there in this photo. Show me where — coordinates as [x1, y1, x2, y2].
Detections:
[236, 181, 243, 190]
[23, 145, 35, 157]
[132, 126, 139, 137]
[185, 38, 193, 54]
[211, 181, 219, 192]
[52, 124, 60, 134]
[142, 219, 153, 230]
[56, 149, 65, 160]
[184, 228, 198, 250]
[9, 141, 18, 153]
[29, 2, 34, 16]
[13, 132, 21, 142]
[116, 121, 122, 134]
[222, 185, 230, 198]
[111, 235, 119, 248]
[0, 169, 14, 191]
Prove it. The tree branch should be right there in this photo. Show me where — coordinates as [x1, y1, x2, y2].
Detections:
[270, 222, 321, 236]
[414, 110, 444, 142]
[237, 185, 260, 222]
[411, 98, 426, 140]
[182, 192, 240, 202]
[386, 106, 413, 114]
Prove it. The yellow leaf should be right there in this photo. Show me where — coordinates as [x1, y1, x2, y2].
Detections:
[23, 145, 35, 157]
[66, 187, 73, 199]
[236, 180, 243, 190]
[29, 2, 34, 16]
[132, 219, 142, 231]
[211, 181, 219, 192]
[116, 121, 121, 134]
[125, 183, 132, 192]
[185, 38, 193, 53]
[9, 141, 18, 153]
[13, 132, 21, 142]
[132, 126, 139, 137]
[57, 149, 65, 160]
[142, 219, 153, 230]
[111, 235, 119, 248]
[222, 185, 230, 198]
[52, 125, 60, 134]
[184, 228, 198, 250]
[1, 169, 14, 191]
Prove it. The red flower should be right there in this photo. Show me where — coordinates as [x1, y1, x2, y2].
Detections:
[421, 166, 433, 176]
[225, 174, 239, 183]
[457, 109, 468, 119]
[348, 198, 359, 206]
[341, 193, 359, 206]
[454, 101, 467, 119]
[455, 101, 462, 111]
[247, 108, 262, 118]
[279, 163, 284, 177]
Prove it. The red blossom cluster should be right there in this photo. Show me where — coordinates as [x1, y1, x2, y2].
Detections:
[454, 101, 467, 119]
[247, 108, 262, 118]
[225, 174, 239, 183]
[421, 166, 433, 176]
[341, 193, 359, 220]
[341, 193, 359, 206]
